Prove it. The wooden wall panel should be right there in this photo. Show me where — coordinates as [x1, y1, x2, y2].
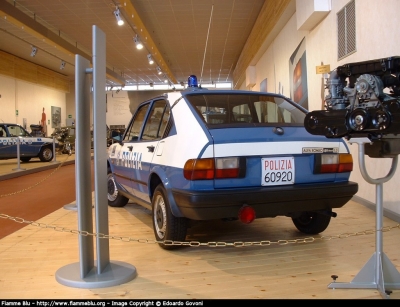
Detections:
[15, 59, 38, 83]
[37, 67, 54, 88]
[0, 51, 16, 78]
[0, 50, 70, 93]
[53, 75, 71, 92]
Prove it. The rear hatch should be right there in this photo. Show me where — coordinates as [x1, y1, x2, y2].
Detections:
[182, 90, 352, 190]
[208, 126, 350, 189]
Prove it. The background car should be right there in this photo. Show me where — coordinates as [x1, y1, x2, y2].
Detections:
[107, 76, 358, 249]
[0, 123, 57, 162]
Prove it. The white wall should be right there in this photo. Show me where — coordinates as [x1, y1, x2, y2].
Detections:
[105, 89, 172, 128]
[0, 74, 66, 135]
[106, 90, 132, 127]
[241, 0, 400, 219]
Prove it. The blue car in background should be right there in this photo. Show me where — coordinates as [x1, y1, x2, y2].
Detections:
[0, 123, 56, 162]
[107, 76, 359, 249]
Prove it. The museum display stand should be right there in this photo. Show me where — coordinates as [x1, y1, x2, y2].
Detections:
[55, 25, 136, 288]
[328, 138, 400, 299]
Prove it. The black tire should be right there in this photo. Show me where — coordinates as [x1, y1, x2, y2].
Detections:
[20, 157, 31, 162]
[107, 172, 129, 207]
[292, 210, 332, 234]
[152, 184, 188, 250]
[38, 146, 53, 162]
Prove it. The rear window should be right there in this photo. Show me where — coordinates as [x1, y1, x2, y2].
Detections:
[185, 93, 306, 126]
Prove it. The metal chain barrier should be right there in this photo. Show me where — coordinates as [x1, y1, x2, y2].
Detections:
[1, 212, 399, 248]
[0, 153, 70, 198]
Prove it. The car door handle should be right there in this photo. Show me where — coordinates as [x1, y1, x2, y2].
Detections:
[128, 146, 133, 151]
[147, 145, 155, 152]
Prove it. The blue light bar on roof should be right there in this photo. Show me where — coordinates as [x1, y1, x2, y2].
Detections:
[188, 75, 198, 87]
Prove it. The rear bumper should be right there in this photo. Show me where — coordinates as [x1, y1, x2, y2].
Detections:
[171, 181, 358, 220]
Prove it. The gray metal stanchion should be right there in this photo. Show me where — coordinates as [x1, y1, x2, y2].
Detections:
[51, 135, 57, 163]
[55, 25, 136, 288]
[12, 137, 26, 171]
[328, 137, 400, 299]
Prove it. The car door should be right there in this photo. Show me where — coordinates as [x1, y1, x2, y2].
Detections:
[0, 124, 11, 158]
[1, 124, 28, 158]
[111, 103, 151, 196]
[9, 125, 38, 156]
[130, 99, 170, 202]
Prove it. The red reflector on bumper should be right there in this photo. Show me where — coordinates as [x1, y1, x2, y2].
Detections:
[238, 205, 256, 224]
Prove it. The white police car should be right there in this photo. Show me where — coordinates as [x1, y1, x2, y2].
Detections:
[107, 75, 358, 249]
[0, 123, 56, 162]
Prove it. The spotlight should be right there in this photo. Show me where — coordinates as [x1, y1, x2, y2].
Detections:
[149, 82, 154, 87]
[147, 54, 154, 65]
[30, 46, 37, 57]
[156, 66, 162, 75]
[60, 60, 66, 70]
[114, 8, 124, 26]
[134, 35, 143, 50]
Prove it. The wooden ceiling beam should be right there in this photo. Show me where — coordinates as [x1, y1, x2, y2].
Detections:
[233, 0, 293, 89]
[120, 1, 177, 84]
[0, 0, 126, 86]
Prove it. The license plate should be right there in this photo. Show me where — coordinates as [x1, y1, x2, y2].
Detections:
[261, 157, 295, 186]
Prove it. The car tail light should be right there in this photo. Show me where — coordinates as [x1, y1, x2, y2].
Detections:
[184, 158, 215, 180]
[314, 153, 353, 174]
[184, 157, 245, 180]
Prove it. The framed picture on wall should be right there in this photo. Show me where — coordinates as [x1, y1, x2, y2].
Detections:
[289, 37, 308, 110]
[51, 106, 61, 128]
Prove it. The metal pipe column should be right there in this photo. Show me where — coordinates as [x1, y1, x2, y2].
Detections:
[55, 25, 136, 288]
[328, 137, 400, 299]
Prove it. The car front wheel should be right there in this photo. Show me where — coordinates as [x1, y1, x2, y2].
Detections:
[292, 210, 332, 234]
[107, 172, 129, 207]
[152, 184, 188, 250]
[38, 146, 53, 162]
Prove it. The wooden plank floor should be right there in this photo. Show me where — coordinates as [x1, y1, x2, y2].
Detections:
[1, 197, 399, 299]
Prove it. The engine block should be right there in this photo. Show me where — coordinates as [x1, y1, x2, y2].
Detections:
[304, 56, 400, 158]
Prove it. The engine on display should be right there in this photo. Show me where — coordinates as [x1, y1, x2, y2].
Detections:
[304, 56, 400, 158]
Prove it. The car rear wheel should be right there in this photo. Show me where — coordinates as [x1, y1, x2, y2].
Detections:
[38, 146, 53, 162]
[152, 184, 188, 250]
[292, 210, 331, 234]
[107, 172, 129, 207]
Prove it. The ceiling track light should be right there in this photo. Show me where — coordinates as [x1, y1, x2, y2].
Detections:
[60, 60, 66, 70]
[114, 8, 124, 26]
[134, 35, 143, 50]
[156, 66, 162, 75]
[147, 54, 154, 65]
[30, 46, 37, 57]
